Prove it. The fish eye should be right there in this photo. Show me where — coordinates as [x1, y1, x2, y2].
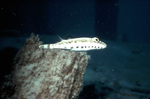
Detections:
[95, 38, 99, 42]
[93, 37, 99, 42]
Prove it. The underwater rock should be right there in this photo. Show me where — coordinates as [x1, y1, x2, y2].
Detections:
[12, 34, 90, 99]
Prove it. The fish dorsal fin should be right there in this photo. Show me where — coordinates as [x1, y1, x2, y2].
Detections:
[57, 35, 63, 41]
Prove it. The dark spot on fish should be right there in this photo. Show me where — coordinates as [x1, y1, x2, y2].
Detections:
[92, 46, 93, 48]
[81, 46, 83, 48]
[48, 44, 50, 48]
[85, 46, 86, 48]
[88, 46, 90, 48]
[95, 46, 96, 48]
[76, 46, 79, 48]
[71, 47, 73, 49]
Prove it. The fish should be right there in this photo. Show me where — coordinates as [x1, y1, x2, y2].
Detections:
[39, 37, 107, 51]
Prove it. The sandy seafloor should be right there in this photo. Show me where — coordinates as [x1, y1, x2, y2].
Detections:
[0, 34, 150, 98]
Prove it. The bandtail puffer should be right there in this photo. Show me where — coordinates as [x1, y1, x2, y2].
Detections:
[39, 37, 107, 51]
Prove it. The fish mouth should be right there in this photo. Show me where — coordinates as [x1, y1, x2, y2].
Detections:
[100, 41, 107, 49]
[103, 43, 107, 48]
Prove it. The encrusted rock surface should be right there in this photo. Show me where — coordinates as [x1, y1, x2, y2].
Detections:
[12, 34, 90, 99]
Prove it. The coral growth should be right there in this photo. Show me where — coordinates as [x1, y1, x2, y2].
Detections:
[12, 34, 90, 99]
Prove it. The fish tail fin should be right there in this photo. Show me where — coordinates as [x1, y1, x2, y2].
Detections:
[39, 44, 50, 49]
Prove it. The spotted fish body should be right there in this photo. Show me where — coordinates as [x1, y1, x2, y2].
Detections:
[39, 37, 107, 51]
